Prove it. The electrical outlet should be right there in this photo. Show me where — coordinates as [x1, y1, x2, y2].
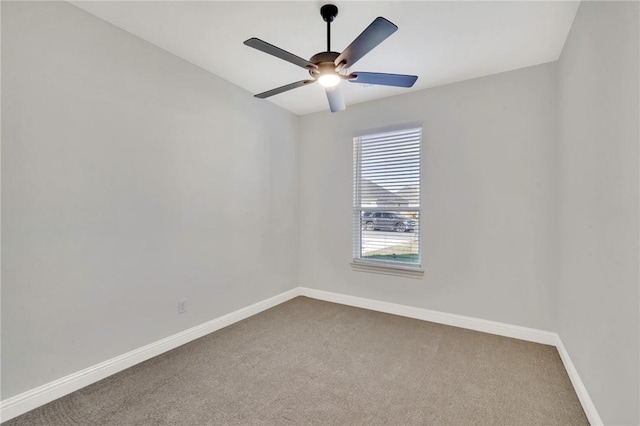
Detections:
[178, 299, 187, 314]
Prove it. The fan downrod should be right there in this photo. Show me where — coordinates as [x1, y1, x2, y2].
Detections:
[320, 4, 338, 52]
[320, 4, 338, 22]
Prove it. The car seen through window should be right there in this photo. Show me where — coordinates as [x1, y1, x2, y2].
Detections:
[362, 212, 416, 233]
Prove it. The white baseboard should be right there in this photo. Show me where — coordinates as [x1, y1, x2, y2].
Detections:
[554, 337, 603, 426]
[0, 288, 299, 423]
[298, 287, 558, 345]
[1, 286, 602, 426]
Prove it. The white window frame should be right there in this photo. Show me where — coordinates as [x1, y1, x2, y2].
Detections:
[352, 127, 424, 278]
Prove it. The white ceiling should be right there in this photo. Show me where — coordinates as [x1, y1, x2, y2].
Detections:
[70, 1, 579, 116]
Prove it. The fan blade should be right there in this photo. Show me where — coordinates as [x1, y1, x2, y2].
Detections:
[334, 17, 397, 68]
[325, 86, 345, 113]
[348, 72, 418, 88]
[244, 38, 317, 70]
[255, 80, 315, 99]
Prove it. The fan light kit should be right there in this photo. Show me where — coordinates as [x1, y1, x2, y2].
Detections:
[317, 73, 341, 88]
[244, 4, 418, 113]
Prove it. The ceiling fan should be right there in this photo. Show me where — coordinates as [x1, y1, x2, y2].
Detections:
[243, 4, 418, 113]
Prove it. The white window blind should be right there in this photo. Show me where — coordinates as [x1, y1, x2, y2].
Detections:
[353, 127, 421, 268]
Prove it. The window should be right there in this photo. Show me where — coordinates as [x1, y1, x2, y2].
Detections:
[353, 127, 422, 272]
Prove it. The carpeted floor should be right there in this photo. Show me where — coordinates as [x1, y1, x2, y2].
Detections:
[4, 297, 588, 425]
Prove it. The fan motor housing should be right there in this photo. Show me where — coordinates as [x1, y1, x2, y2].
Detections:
[309, 51, 339, 65]
[309, 51, 340, 77]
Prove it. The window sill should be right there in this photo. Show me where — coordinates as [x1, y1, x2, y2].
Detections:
[350, 261, 424, 279]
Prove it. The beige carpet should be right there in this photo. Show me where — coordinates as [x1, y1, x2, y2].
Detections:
[4, 297, 588, 425]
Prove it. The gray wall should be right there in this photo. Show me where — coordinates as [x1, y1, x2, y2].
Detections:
[556, 2, 639, 425]
[1, 1, 299, 399]
[299, 63, 557, 332]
